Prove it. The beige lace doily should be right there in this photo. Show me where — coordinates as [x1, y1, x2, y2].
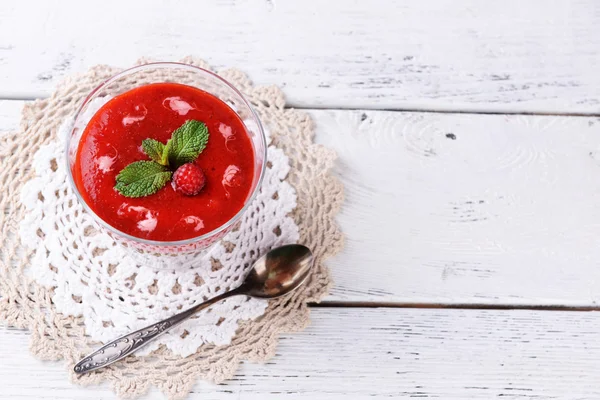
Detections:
[0, 57, 344, 399]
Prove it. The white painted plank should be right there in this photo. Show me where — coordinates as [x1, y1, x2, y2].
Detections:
[0, 100, 22, 132]
[1, 0, 600, 113]
[313, 108, 600, 305]
[3, 101, 600, 305]
[3, 308, 600, 399]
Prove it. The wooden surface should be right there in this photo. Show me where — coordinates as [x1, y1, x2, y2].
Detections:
[1, 0, 600, 113]
[2, 0, 600, 398]
[316, 110, 600, 305]
[5, 308, 600, 399]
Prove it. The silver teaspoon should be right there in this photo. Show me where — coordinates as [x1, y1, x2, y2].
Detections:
[74, 244, 313, 374]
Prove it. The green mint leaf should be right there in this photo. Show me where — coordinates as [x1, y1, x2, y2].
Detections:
[164, 120, 209, 168]
[142, 139, 167, 165]
[114, 161, 172, 198]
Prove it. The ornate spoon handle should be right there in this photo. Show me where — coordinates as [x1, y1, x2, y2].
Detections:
[74, 291, 234, 374]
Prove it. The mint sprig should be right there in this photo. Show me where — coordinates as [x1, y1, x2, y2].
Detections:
[114, 161, 172, 198]
[164, 120, 209, 168]
[114, 120, 209, 198]
[142, 139, 167, 165]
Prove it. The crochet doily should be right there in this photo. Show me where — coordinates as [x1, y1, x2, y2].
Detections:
[19, 100, 298, 355]
[0, 57, 343, 399]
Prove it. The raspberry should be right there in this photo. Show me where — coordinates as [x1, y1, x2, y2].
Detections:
[172, 163, 205, 196]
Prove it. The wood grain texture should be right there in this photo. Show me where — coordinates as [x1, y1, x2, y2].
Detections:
[0, 100, 22, 132]
[3, 308, 600, 399]
[1, 0, 600, 113]
[3, 101, 600, 305]
[313, 108, 600, 305]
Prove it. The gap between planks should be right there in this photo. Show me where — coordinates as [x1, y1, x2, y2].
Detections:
[297, 105, 600, 118]
[1, 95, 600, 118]
[311, 301, 600, 312]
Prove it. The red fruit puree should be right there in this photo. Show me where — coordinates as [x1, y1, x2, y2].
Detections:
[73, 83, 255, 241]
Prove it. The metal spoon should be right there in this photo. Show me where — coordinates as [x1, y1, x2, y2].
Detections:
[74, 244, 313, 374]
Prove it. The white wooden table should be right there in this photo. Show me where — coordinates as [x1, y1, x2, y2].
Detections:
[2, 1, 600, 398]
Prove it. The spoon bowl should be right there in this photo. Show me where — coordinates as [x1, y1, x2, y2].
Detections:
[241, 244, 313, 298]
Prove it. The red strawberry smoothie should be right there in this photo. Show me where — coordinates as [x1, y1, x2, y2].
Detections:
[73, 83, 255, 241]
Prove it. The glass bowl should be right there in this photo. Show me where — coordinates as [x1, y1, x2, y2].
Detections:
[66, 62, 267, 254]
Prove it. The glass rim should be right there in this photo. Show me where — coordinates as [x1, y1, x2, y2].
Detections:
[65, 62, 268, 247]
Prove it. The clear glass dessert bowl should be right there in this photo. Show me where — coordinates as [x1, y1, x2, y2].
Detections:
[66, 62, 267, 254]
